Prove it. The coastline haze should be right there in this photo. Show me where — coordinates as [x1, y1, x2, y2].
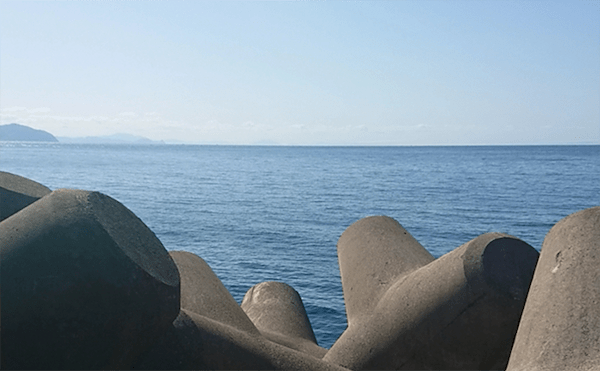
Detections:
[1, 1, 598, 146]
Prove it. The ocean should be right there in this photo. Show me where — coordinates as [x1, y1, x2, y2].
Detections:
[1, 143, 598, 348]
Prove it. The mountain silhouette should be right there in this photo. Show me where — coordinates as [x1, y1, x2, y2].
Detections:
[0, 123, 59, 142]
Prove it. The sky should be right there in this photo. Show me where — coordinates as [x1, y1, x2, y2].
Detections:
[1, 1, 599, 145]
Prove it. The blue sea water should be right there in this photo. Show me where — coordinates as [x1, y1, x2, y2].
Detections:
[1, 143, 599, 348]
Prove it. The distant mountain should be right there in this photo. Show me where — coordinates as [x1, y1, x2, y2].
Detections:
[0, 123, 59, 142]
[57, 133, 164, 145]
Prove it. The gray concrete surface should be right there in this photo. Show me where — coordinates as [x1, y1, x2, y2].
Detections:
[0, 189, 181, 369]
[0, 171, 51, 221]
[133, 309, 349, 370]
[325, 231, 539, 370]
[506, 206, 600, 371]
[336, 216, 435, 325]
[170, 250, 260, 334]
[242, 281, 327, 358]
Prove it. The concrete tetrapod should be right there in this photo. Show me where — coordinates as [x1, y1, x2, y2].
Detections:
[336, 216, 435, 324]
[0, 171, 51, 221]
[324, 231, 539, 370]
[0, 189, 181, 370]
[169, 250, 260, 334]
[133, 308, 350, 370]
[242, 281, 327, 358]
[506, 206, 600, 371]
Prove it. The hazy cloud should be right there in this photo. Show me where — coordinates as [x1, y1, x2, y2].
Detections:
[30, 107, 51, 113]
[0, 107, 171, 139]
[1, 106, 27, 112]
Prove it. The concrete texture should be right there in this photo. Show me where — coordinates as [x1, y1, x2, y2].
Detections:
[0, 171, 51, 221]
[0, 189, 181, 370]
[133, 308, 349, 370]
[170, 250, 260, 334]
[7, 176, 593, 370]
[242, 281, 327, 358]
[336, 216, 435, 324]
[506, 206, 600, 371]
[324, 231, 539, 370]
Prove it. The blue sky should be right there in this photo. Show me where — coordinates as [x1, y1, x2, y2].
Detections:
[1, 1, 598, 145]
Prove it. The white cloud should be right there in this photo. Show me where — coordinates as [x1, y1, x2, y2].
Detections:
[30, 107, 51, 113]
[1, 106, 27, 112]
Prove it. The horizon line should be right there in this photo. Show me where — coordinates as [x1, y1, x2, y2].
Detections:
[2, 140, 599, 147]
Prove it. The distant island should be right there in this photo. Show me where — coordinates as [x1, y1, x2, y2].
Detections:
[0, 123, 58, 142]
[0, 123, 163, 144]
[57, 133, 165, 145]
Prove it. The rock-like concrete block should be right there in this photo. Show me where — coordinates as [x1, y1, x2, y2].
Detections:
[133, 309, 349, 370]
[242, 281, 327, 358]
[0, 189, 181, 370]
[325, 231, 539, 370]
[506, 206, 600, 371]
[337, 216, 435, 324]
[0, 171, 51, 221]
[170, 250, 259, 334]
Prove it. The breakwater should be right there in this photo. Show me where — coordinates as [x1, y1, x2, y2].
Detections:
[1, 170, 598, 370]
